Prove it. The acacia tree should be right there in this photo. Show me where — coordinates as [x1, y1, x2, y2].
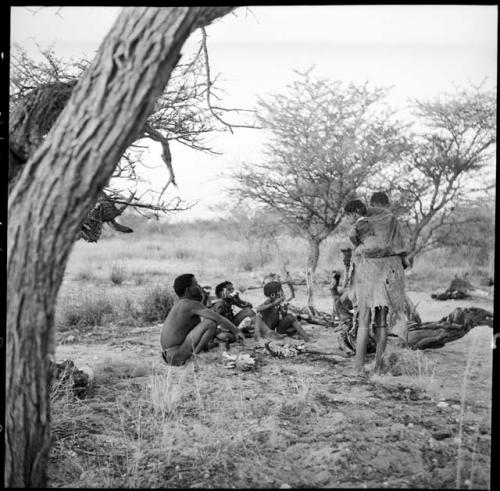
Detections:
[9, 28, 255, 239]
[386, 85, 496, 260]
[232, 70, 409, 271]
[6, 6, 235, 487]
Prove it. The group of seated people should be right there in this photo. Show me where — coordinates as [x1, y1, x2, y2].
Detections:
[160, 274, 311, 366]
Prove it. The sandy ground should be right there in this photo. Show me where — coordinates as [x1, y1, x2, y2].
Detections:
[54, 290, 493, 488]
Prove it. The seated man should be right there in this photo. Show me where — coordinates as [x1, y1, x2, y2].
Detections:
[211, 281, 256, 342]
[160, 274, 245, 366]
[255, 281, 311, 342]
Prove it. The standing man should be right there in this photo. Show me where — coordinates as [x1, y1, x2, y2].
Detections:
[160, 274, 245, 366]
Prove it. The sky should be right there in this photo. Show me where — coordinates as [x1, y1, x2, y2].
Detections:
[10, 5, 498, 221]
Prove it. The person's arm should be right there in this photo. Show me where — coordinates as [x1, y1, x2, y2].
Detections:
[255, 297, 282, 313]
[211, 301, 226, 316]
[237, 299, 253, 309]
[192, 304, 244, 339]
[348, 224, 360, 246]
[231, 295, 252, 309]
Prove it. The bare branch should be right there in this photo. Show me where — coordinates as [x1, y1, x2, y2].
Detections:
[200, 27, 262, 132]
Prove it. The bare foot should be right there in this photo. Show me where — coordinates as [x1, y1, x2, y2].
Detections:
[345, 364, 369, 377]
[270, 332, 286, 340]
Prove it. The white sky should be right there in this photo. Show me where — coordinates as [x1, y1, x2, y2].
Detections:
[10, 5, 498, 220]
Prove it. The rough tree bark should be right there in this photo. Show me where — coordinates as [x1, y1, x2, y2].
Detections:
[306, 237, 321, 272]
[6, 6, 233, 487]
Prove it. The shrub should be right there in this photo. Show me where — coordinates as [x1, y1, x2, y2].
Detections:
[117, 295, 141, 326]
[58, 291, 114, 329]
[75, 270, 95, 282]
[109, 262, 127, 285]
[174, 248, 193, 259]
[140, 285, 176, 323]
[235, 248, 272, 272]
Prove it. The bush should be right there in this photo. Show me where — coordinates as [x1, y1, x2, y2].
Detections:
[174, 248, 193, 259]
[109, 263, 127, 285]
[74, 270, 95, 282]
[235, 248, 272, 272]
[140, 285, 176, 323]
[58, 291, 114, 329]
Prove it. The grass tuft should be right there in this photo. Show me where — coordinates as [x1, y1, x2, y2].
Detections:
[140, 285, 176, 323]
[58, 291, 114, 329]
[109, 262, 127, 285]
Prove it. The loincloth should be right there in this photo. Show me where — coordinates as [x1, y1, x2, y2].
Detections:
[348, 253, 407, 339]
[161, 345, 190, 366]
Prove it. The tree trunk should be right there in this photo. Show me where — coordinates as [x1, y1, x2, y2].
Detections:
[6, 6, 233, 487]
[307, 238, 321, 272]
[304, 238, 321, 315]
[305, 266, 317, 316]
[488, 247, 494, 284]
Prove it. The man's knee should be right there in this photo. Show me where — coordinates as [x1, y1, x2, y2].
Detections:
[205, 320, 217, 336]
[201, 319, 217, 330]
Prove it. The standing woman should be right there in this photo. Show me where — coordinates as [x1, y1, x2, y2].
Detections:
[344, 199, 407, 374]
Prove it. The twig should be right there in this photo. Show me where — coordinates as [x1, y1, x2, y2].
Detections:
[200, 27, 261, 132]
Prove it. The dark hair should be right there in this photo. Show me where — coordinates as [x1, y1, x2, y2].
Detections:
[344, 199, 367, 215]
[173, 274, 195, 297]
[263, 281, 282, 297]
[370, 192, 390, 207]
[215, 281, 231, 298]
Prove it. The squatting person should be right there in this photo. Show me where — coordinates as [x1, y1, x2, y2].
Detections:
[160, 273, 245, 366]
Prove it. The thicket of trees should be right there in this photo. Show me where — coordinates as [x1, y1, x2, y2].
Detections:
[231, 72, 496, 269]
[388, 86, 496, 260]
[231, 70, 410, 271]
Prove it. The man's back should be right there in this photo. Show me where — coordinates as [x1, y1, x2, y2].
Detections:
[161, 298, 201, 349]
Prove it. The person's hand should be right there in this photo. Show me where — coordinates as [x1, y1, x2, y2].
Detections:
[237, 331, 246, 344]
[274, 294, 285, 305]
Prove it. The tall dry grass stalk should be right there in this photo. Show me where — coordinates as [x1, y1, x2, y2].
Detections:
[109, 262, 127, 285]
[148, 364, 189, 423]
[455, 329, 480, 489]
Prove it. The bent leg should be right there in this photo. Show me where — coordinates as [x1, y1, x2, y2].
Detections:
[254, 314, 284, 340]
[277, 314, 309, 341]
[168, 319, 217, 365]
[234, 308, 255, 326]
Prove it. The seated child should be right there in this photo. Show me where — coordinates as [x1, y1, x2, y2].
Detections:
[255, 281, 311, 342]
[211, 281, 256, 343]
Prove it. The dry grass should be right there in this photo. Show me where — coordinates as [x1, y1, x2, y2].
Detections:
[50, 223, 492, 488]
[48, 352, 331, 488]
[109, 262, 127, 285]
[455, 329, 481, 489]
[56, 290, 114, 330]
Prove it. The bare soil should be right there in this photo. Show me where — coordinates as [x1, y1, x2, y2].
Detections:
[51, 289, 493, 488]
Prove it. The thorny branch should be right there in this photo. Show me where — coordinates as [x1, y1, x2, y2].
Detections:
[9, 36, 261, 231]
